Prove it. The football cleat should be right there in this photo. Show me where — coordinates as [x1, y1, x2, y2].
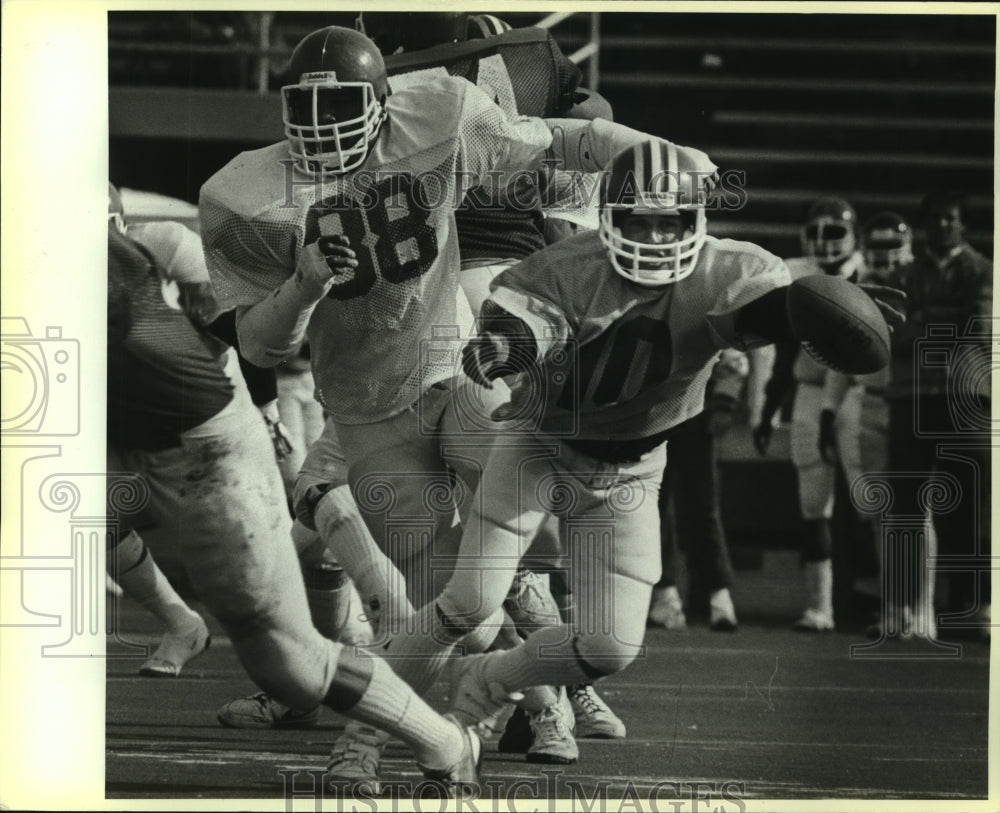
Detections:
[568, 683, 627, 739]
[526, 703, 579, 764]
[647, 586, 686, 630]
[326, 722, 387, 795]
[793, 608, 835, 633]
[708, 588, 738, 632]
[447, 654, 523, 728]
[216, 692, 320, 729]
[417, 714, 482, 797]
[503, 569, 562, 636]
[497, 706, 533, 754]
[138, 617, 211, 677]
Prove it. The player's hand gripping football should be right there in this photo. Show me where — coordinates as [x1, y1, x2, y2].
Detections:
[857, 283, 907, 332]
[462, 332, 511, 389]
[294, 234, 359, 302]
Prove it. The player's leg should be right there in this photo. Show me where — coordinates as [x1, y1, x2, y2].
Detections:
[106, 524, 209, 677]
[790, 384, 836, 632]
[168, 376, 480, 787]
[649, 453, 686, 630]
[670, 413, 737, 631]
[382, 436, 552, 699]
[449, 444, 665, 725]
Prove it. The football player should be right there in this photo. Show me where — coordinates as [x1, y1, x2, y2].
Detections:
[199, 20, 712, 765]
[384, 142, 905, 731]
[371, 9, 623, 761]
[108, 212, 481, 793]
[205, 15, 616, 779]
[824, 211, 920, 639]
[753, 196, 871, 632]
[104, 184, 211, 678]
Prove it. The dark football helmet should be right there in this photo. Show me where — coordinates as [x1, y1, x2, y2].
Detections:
[281, 26, 389, 175]
[599, 140, 708, 286]
[862, 211, 914, 272]
[801, 196, 858, 266]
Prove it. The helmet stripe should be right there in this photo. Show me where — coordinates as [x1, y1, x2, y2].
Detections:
[666, 141, 677, 196]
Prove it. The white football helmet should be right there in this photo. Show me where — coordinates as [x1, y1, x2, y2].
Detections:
[801, 196, 858, 266]
[862, 211, 914, 272]
[599, 140, 708, 286]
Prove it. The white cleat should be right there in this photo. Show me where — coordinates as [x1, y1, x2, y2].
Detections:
[648, 586, 686, 630]
[139, 617, 211, 677]
[793, 608, 835, 633]
[447, 653, 523, 728]
[326, 722, 387, 795]
[417, 714, 482, 797]
[526, 702, 578, 764]
[568, 683, 626, 739]
[709, 588, 738, 632]
[503, 569, 562, 635]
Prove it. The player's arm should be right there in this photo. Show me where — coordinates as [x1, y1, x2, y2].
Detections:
[235, 236, 359, 367]
[462, 278, 572, 388]
[542, 118, 718, 182]
[818, 369, 855, 463]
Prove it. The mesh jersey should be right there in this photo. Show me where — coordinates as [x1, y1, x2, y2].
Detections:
[200, 76, 552, 424]
[109, 224, 233, 451]
[786, 253, 866, 386]
[386, 27, 582, 262]
[490, 232, 790, 440]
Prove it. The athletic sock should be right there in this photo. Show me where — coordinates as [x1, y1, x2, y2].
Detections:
[323, 645, 463, 770]
[314, 486, 414, 634]
[112, 531, 201, 633]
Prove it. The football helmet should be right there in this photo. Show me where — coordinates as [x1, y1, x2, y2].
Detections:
[801, 196, 857, 266]
[282, 26, 389, 176]
[599, 140, 708, 286]
[358, 12, 470, 54]
[467, 14, 513, 39]
[108, 182, 126, 234]
[862, 211, 914, 272]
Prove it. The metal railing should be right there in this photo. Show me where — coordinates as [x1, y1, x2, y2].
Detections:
[537, 11, 601, 91]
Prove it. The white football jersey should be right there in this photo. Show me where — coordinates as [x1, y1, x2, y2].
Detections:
[489, 232, 790, 439]
[200, 76, 552, 423]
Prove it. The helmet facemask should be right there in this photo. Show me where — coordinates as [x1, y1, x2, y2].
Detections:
[600, 198, 706, 286]
[282, 72, 386, 176]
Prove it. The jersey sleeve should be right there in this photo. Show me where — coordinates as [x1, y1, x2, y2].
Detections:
[131, 221, 210, 284]
[455, 81, 553, 193]
[485, 250, 579, 360]
[704, 243, 791, 350]
[199, 177, 297, 312]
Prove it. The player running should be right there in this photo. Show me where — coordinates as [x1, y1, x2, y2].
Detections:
[108, 212, 481, 794]
[380, 141, 905, 731]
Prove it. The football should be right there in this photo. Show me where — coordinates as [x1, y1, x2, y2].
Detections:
[786, 275, 891, 374]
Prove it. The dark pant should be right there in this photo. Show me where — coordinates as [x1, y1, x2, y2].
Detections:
[657, 411, 734, 609]
[887, 395, 991, 610]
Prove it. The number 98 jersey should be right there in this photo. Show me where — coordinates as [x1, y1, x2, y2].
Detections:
[488, 231, 790, 440]
[200, 76, 552, 424]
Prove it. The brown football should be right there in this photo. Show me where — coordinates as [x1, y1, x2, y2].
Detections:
[786, 275, 891, 374]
